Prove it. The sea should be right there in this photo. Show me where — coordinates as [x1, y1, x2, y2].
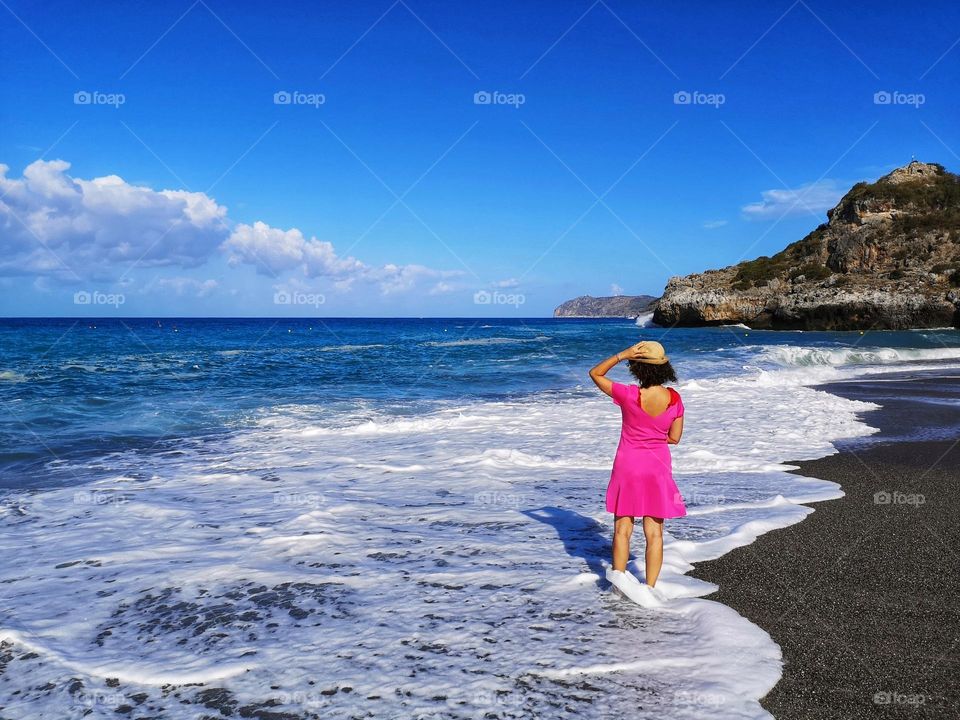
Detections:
[1, 316, 959, 719]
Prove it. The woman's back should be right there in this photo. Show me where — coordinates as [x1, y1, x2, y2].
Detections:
[611, 382, 684, 447]
[638, 385, 671, 416]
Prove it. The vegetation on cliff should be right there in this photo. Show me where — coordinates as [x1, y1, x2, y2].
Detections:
[654, 161, 960, 330]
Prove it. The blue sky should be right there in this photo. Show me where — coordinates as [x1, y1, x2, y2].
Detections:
[1, 0, 958, 316]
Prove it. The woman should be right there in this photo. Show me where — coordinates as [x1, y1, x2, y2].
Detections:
[589, 340, 685, 607]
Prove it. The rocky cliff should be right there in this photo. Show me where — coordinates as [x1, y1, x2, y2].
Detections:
[654, 161, 960, 330]
[554, 294, 658, 318]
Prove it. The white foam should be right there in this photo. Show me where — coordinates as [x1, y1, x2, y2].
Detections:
[758, 344, 960, 367]
[318, 343, 386, 352]
[635, 311, 658, 328]
[421, 336, 550, 347]
[0, 345, 910, 718]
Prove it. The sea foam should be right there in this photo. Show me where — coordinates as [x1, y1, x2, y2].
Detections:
[0, 353, 888, 719]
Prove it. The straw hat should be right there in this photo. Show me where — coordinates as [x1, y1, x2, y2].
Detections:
[633, 340, 669, 365]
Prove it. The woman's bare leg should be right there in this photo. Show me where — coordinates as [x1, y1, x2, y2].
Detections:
[642, 516, 664, 586]
[612, 515, 634, 571]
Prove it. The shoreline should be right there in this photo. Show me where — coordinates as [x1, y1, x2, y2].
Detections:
[691, 370, 960, 719]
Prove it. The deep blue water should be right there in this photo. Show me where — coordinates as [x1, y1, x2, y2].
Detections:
[2, 317, 958, 488]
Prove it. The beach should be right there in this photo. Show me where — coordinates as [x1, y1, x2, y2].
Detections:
[693, 369, 960, 719]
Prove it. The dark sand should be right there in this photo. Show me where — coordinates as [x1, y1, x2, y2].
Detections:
[692, 373, 960, 719]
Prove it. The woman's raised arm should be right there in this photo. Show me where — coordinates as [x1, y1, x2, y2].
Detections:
[589, 343, 646, 397]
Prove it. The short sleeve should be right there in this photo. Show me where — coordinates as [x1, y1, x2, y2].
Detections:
[611, 382, 629, 406]
[671, 389, 684, 418]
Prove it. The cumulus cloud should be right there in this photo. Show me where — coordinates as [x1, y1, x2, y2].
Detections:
[428, 281, 456, 295]
[0, 160, 229, 279]
[221, 221, 366, 279]
[221, 221, 462, 293]
[368, 263, 463, 295]
[741, 180, 843, 221]
[0, 159, 460, 295]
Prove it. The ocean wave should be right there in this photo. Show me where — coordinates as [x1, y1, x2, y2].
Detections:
[318, 343, 387, 352]
[421, 336, 551, 347]
[758, 345, 960, 367]
[634, 311, 658, 328]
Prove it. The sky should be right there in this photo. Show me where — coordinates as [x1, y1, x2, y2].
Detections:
[1, 0, 958, 317]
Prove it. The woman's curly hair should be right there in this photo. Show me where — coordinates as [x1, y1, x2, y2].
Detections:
[627, 359, 678, 388]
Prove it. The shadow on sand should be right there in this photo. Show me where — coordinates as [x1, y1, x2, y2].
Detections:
[521, 506, 613, 587]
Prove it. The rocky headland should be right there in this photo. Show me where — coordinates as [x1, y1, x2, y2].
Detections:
[553, 294, 658, 318]
[653, 161, 960, 330]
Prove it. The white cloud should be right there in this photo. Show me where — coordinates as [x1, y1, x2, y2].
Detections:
[221, 221, 366, 279]
[428, 281, 456, 295]
[741, 180, 843, 221]
[493, 277, 519, 288]
[370, 263, 463, 295]
[0, 160, 229, 279]
[221, 221, 463, 294]
[610, 283, 624, 296]
[702, 219, 728, 229]
[0, 159, 461, 296]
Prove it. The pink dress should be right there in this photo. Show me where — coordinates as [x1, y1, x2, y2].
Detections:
[605, 382, 686, 519]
